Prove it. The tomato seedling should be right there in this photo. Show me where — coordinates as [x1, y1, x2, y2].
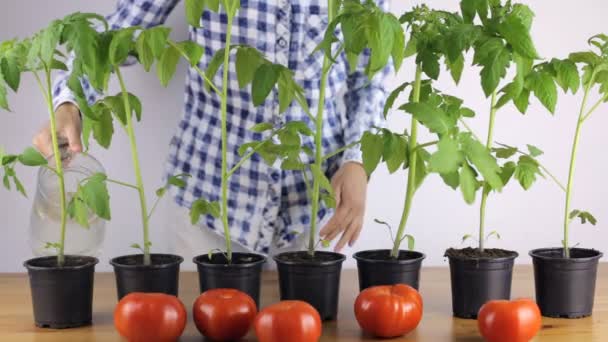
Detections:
[0, 14, 112, 266]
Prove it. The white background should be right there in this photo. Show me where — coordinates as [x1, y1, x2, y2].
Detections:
[1, 0, 606, 272]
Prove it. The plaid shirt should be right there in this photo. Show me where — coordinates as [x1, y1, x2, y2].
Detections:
[52, 0, 390, 254]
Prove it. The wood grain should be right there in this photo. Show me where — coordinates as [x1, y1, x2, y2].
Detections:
[0, 264, 606, 341]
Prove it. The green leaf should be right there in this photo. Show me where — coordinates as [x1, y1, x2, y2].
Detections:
[497, 13, 539, 59]
[130, 243, 143, 250]
[461, 134, 503, 191]
[235, 47, 264, 88]
[250, 122, 274, 133]
[40, 21, 62, 65]
[321, 192, 336, 209]
[528, 71, 558, 113]
[190, 199, 221, 224]
[157, 45, 181, 87]
[185, 0, 205, 27]
[18, 147, 47, 166]
[401, 102, 454, 134]
[146, 26, 171, 59]
[569, 210, 597, 225]
[486, 230, 501, 241]
[403, 234, 415, 251]
[429, 137, 463, 174]
[12, 175, 26, 197]
[168, 174, 189, 188]
[1, 58, 21, 92]
[68, 192, 90, 228]
[285, 121, 313, 136]
[475, 38, 511, 96]
[569, 51, 601, 66]
[252, 64, 280, 106]
[383, 82, 409, 118]
[459, 163, 477, 204]
[413, 149, 428, 190]
[91, 107, 114, 148]
[311, 164, 334, 198]
[447, 54, 465, 84]
[462, 234, 474, 244]
[321, 239, 331, 248]
[0, 78, 8, 111]
[81, 174, 111, 220]
[526, 144, 543, 157]
[384, 134, 407, 174]
[514, 88, 530, 114]
[128, 93, 142, 121]
[419, 50, 440, 80]
[109, 27, 137, 65]
[460, 0, 488, 23]
[492, 146, 517, 159]
[366, 13, 395, 76]
[361, 131, 383, 176]
[552, 59, 580, 94]
[176, 40, 204, 67]
[514, 155, 540, 190]
[205, 47, 227, 91]
[441, 171, 460, 190]
[499, 161, 516, 186]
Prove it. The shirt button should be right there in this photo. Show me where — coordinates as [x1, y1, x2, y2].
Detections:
[277, 37, 287, 48]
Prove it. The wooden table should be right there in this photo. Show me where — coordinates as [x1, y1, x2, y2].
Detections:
[0, 264, 606, 341]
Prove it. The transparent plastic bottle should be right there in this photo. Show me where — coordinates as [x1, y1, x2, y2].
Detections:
[29, 152, 107, 257]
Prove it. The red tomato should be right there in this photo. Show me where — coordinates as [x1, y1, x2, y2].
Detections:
[193, 288, 257, 341]
[354, 284, 423, 338]
[254, 300, 322, 342]
[114, 293, 187, 342]
[478, 298, 542, 342]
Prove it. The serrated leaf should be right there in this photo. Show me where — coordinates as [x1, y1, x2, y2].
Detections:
[498, 161, 517, 186]
[514, 88, 530, 114]
[176, 40, 204, 67]
[235, 47, 264, 88]
[429, 137, 463, 174]
[441, 171, 460, 190]
[492, 146, 517, 159]
[109, 27, 137, 65]
[461, 134, 502, 191]
[190, 199, 221, 224]
[147, 26, 171, 59]
[1, 58, 20, 92]
[475, 38, 511, 96]
[527, 71, 558, 113]
[514, 155, 540, 190]
[185, 0, 206, 27]
[497, 13, 539, 59]
[360, 131, 383, 176]
[401, 102, 454, 134]
[205, 47, 228, 91]
[252, 64, 280, 106]
[526, 144, 543, 157]
[157, 45, 181, 87]
[81, 175, 111, 220]
[250, 122, 274, 133]
[383, 82, 409, 118]
[384, 134, 407, 174]
[552, 59, 580, 94]
[460, 163, 477, 204]
[18, 147, 47, 166]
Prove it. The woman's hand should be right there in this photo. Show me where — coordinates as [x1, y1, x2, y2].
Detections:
[33, 102, 82, 157]
[319, 162, 368, 252]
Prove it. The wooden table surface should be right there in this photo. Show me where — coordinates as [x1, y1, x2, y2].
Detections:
[0, 264, 606, 341]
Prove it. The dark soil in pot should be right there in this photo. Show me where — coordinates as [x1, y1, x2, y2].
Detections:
[445, 247, 518, 319]
[530, 247, 603, 318]
[274, 251, 345, 321]
[110, 254, 183, 300]
[24, 255, 98, 329]
[194, 252, 265, 307]
[353, 249, 425, 291]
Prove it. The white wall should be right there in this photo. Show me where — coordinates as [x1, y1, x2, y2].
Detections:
[1, 0, 606, 272]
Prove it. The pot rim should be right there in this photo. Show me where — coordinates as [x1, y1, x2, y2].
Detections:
[110, 253, 184, 269]
[193, 252, 266, 269]
[445, 248, 519, 263]
[353, 249, 426, 264]
[24, 255, 99, 271]
[273, 250, 346, 266]
[529, 247, 603, 262]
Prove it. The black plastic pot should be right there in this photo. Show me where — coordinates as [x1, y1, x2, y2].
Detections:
[530, 247, 603, 318]
[194, 252, 266, 307]
[274, 251, 346, 321]
[353, 249, 425, 291]
[110, 254, 183, 300]
[24, 255, 98, 329]
[447, 250, 518, 319]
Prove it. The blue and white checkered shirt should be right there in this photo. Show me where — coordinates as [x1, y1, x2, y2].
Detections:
[52, 0, 390, 254]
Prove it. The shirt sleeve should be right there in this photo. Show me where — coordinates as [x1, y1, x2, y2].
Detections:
[52, 0, 180, 109]
[340, 0, 392, 166]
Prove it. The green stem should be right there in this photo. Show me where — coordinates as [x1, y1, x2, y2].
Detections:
[116, 68, 151, 266]
[169, 40, 222, 95]
[309, 0, 337, 256]
[43, 69, 67, 267]
[581, 93, 608, 122]
[391, 65, 422, 258]
[220, 15, 235, 262]
[563, 81, 593, 258]
[414, 140, 438, 152]
[458, 118, 483, 141]
[322, 140, 360, 161]
[479, 92, 498, 252]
